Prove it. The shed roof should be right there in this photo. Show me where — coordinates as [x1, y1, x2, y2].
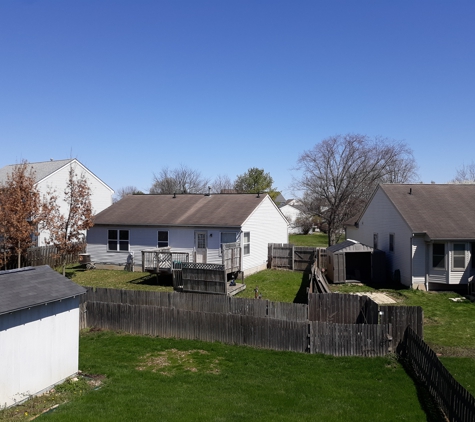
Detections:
[380, 184, 475, 240]
[0, 266, 86, 315]
[327, 240, 377, 253]
[93, 193, 269, 227]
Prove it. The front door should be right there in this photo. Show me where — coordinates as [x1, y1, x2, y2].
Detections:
[195, 231, 207, 263]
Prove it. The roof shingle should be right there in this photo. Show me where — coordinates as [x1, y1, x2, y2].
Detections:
[93, 193, 268, 227]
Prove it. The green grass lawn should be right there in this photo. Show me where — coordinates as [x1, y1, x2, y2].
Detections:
[289, 232, 328, 247]
[32, 265, 474, 418]
[30, 331, 426, 422]
[64, 265, 174, 292]
[235, 270, 308, 303]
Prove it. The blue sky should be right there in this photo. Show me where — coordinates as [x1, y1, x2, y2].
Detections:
[1, 1, 474, 198]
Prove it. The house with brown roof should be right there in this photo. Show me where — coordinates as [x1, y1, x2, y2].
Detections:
[345, 184, 475, 291]
[86, 192, 289, 276]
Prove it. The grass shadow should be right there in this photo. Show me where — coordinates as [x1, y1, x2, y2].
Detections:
[293, 271, 311, 304]
[129, 272, 173, 287]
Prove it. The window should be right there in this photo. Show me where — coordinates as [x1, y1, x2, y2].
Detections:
[243, 232, 250, 255]
[158, 231, 169, 248]
[389, 233, 394, 252]
[373, 233, 378, 249]
[220, 232, 236, 255]
[453, 243, 466, 270]
[108, 229, 129, 251]
[432, 243, 445, 269]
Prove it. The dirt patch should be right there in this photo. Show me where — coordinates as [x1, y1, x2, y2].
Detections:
[350, 292, 397, 304]
[136, 349, 222, 376]
[429, 345, 475, 358]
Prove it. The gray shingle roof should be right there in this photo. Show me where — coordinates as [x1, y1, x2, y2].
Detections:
[0, 159, 73, 184]
[381, 184, 475, 240]
[0, 265, 86, 315]
[93, 193, 268, 227]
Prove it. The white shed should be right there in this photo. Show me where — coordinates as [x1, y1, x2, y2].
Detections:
[0, 266, 86, 408]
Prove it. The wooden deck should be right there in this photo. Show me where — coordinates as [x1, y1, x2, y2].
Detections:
[141, 243, 243, 295]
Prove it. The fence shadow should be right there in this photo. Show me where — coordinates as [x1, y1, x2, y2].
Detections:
[293, 272, 311, 304]
[397, 355, 447, 422]
[130, 273, 173, 287]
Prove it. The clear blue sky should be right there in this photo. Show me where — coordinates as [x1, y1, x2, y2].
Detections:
[1, 1, 474, 198]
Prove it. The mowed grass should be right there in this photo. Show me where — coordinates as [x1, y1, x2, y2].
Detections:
[236, 270, 308, 303]
[36, 330, 425, 422]
[289, 232, 328, 247]
[45, 264, 475, 415]
[64, 265, 174, 292]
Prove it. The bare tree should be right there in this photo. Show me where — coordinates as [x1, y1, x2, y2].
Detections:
[40, 166, 94, 275]
[210, 174, 234, 193]
[294, 134, 417, 246]
[451, 162, 475, 184]
[114, 186, 144, 202]
[0, 161, 41, 269]
[150, 165, 210, 194]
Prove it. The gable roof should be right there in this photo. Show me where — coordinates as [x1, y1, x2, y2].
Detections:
[379, 184, 475, 240]
[93, 193, 269, 227]
[327, 239, 378, 253]
[0, 266, 86, 315]
[0, 159, 73, 184]
[0, 159, 114, 192]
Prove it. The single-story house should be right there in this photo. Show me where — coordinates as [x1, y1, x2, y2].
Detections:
[87, 193, 289, 276]
[0, 266, 86, 408]
[345, 184, 475, 290]
[0, 159, 114, 246]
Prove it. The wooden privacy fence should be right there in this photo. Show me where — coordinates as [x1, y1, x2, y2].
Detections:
[85, 302, 309, 352]
[308, 293, 379, 324]
[81, 288, 421, 357]
[181, 263, 227, 295]
[268, 244, 323, 272]
[310, 322, 392, 356]
[27, 244, 86, 267]
[308, 293, 423, 348]
[400, 327, 475, 422]
[82, 288, 308, 321]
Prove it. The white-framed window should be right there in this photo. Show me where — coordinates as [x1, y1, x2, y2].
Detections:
[432, 243, 445, 269]
[108, 229, 129, 252]
[389, 233, 394, 253]
[452, 243, 466, 270]
[220, 232, 236, 255]
[158, 231, 169, 248]
[243, 232, 250, 255]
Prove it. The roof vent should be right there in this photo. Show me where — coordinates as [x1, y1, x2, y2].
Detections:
[408, 188, 412, 195]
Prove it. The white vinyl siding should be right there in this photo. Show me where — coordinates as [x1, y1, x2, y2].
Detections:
[346, 187, 413, 286]
[36, 160, 113, 246]
[0, 298, 80, 408]
[241, 195, 288, 276]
